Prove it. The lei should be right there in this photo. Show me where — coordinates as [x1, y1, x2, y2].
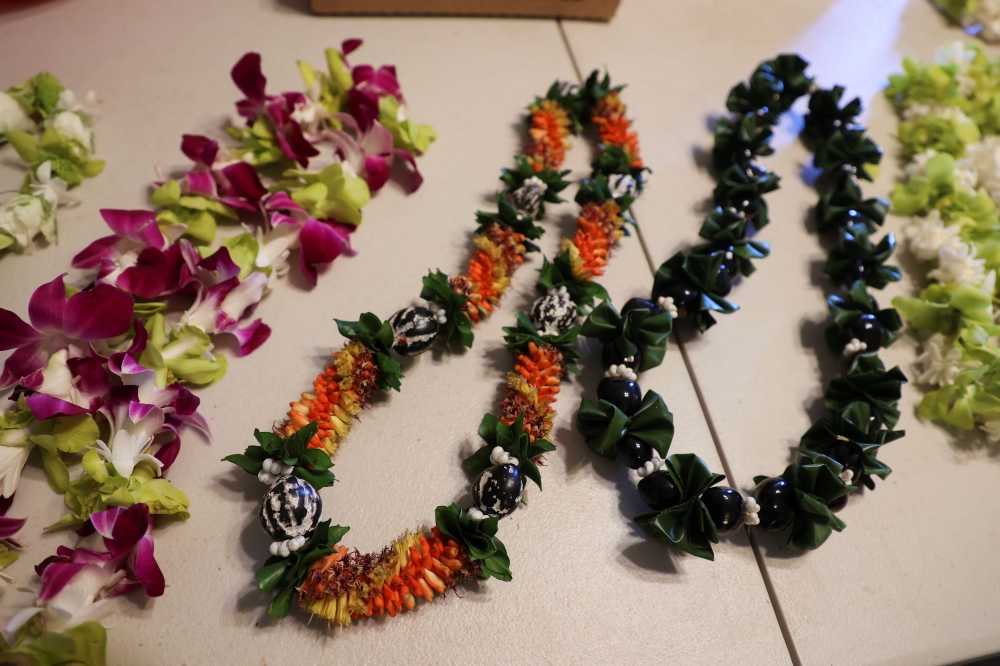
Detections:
[0, 41, 433, 664]
[886, 41, 1000, 439]
[0, 73, 102, 256]
[226, 70, 646, 625]
[575, 55, 907, 556]
[931, 0, 1000, 41]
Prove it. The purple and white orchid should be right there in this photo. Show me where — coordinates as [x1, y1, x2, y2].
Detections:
[4, 562, 121, 637]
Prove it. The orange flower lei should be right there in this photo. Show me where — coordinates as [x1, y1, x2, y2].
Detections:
[251, 72, 644, 628]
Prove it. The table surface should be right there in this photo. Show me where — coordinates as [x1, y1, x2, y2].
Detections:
[0, 0, 997, 665]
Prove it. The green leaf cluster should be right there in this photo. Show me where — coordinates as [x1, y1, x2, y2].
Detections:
[463, 413, 554, 490]
[826, 280, 903, 354]
[823, 226, 901, 289]
[799, 416, 900, 490]
[149, 179, 238, 246]
[651, 252, 738, 331]
[223, 422, 336, 490]
[335, 313, 403, 391]
[434, 504, 510, 581]
[775, 452, 854, 551]
[691, 206, 770, 277]
[538, 253, 609, 310]
[502, 311, 580, 374]
[475, 193, 544, 248]
[576, 390, 674, 460]
[279, 163, 371, 227]
[139, 314, 228, 387]
[824, 353, 908, 430]
[2, 620, 107, 666]
[634, 454, 727, 560]
[420, 270, 474, 349]
[801, 85, 863, 145]
[579, 299, 672, 372]
[256, 521, 350, 620]
[711, 112, 774, 174]
[726, 54, 813, 123]
[8, 126, 103, 189]
[815, 179, 888, 235]
[712, 163, 779, 231]
[378, 94, 437, 155]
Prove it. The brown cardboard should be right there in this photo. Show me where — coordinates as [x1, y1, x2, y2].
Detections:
[310, 0, 620, 21]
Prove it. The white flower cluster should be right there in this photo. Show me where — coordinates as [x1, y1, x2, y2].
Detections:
[915, 333, 981, 387]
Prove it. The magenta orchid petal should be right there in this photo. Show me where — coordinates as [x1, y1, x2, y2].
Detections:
[71, 235, 121, 270]
[107, 504, 148, 559]
[363, 154, 390, 192]
[127, 401, 163, 429]
[88, 507, 122, 540]
[34, 547, 75, 576]
[0, 494, 12, 516]
[359, 120, 394, 156]
[26, 393, 88, 419]
[0, 341, 47, 390]
[0, 515, 26, 540]
[184, 171, 217, 197]
[0, 309, 43, 351]
[28, 275, 69, 333]
[330, 112, 362, 136]
[348, 88, 380, 132]
[230, 318, 271, 356]
[171, 410, 211, 439]
[67, 356, 111, 404]
[131, 534, 165, 597]
[118, 245, 184, 299]
[231, 52, 268, 110]
[298, 219, 353, 285]
[342, 38, 362, 56]
[393, 148, 425, 192]
[38, 562, 87, 603]
[197, 247, 241, 284]
[100, 209, 164, 249]
[62, 284, 135, 342]
[263, 190, 302, 213]
[155, 435, 181, 470]
[219, 162, 268, 206]
[180, 135, 218, 167]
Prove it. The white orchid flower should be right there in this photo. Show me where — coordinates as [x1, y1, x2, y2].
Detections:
[4, 564, 122, 638]
[36, 350, 87, 409]
[93, 401, 165, 478]
[928, 242, 988, 286]
[0, 193, 54, 252]
[30, 161, 78, 209]
[0, 92, 33, 135]
[0, 445, 33, 500]
[916, 334, 982, 387]
[50, 110, 93, 152]
[252, 222, 301, 278]
[903, 210, 963, 262]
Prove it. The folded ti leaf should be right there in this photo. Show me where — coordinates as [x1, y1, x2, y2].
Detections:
[826, 279, 903, 353]
[815, 178, 888, 234]
[779, 452, 854, 551]
[335, 313, 404, 391]
[576, 390, 674, 459]
[420, 270, 474, 349]
[634, 453, 727, 560]
[502, 311, 580, 373]
[802, 85, 863, 145]
[692, 206, 770, 277]
[580, 299, 672, 372]
[475, 193, 544, 246]
[462, 412, 555, 490]
[798, 415, 901, 489]
[712, 164, 780, 231]
[824, 228, 900, 289]
[651, 251, 739, 331]
[813, 127, 883, 182]
[223, 422, 336, 490]
[500, 158, 571, 203]
[824, 353, 907, 428]
[711, 112, 774, 173]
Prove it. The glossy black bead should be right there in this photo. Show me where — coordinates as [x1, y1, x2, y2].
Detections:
[752, 477, 796, 533]
[701, 486, 745, 535]
[736, 157, 766, 180]
[597, 378, 642, 416]
[844, 258, 867, 283]
[848, 313, 884, 352]
[601, 342, 641, 370]
[720, 245, 741, 277]
[733, 196, 760, 220]
[616, 435, 654, 469]
[472, 463, 523, 518]
[259, 475, 323, 542]
[637, 470, 682, 511]
[837, 208, 865, 228]
[657, 281, 700, 319]
[621, 297, 662, 317]
[389, 306, 439, 356]
[828, 494, 848, 513]
[827, 440, 861, 468]
[711, 267, 733, 297]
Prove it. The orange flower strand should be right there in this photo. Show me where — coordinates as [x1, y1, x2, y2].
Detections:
[592, 91, 643, 168]
[299, 528, 477, 626]
[499, 342, 565, 441]
[450, 223, 528, 323]
[523, 99, 572, 172]
[562, 200, 625, 281]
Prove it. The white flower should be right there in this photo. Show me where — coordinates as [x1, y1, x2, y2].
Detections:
[4, 564, 122, 638]
[839, 468, 855, 484]
[466, 507, 486, 521]
[93, 403, 166, 478]
[934, 41, 978, 72]
[636, 457, 663, 478]
[291, 82, 328, 137]
[30, 161, 77, 209]
[0, 193, 55, 252]
[50, 111, 93, 152]
[962, 136, 1000, 205]
[56, 88, 97, 116]
[0, 92, 33, 135]
[604, 364, 638, 381]
[252, 222, 300, 278]
[916, 333, 981, 386]
[0, 444, 33, 499]
[36, 350, 89, 409]
[928, 242, 987, 286]
[980, 419, 1000, 442]
[904, 210, 964, 262]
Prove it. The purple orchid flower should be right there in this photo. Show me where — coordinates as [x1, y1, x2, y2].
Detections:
[0, 274, 134, 397]
[231, 52, 319, 167]
[325, 115, 423, 193]
[263, 192, 355, 285]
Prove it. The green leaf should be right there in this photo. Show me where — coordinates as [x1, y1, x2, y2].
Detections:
[7, 130, 39, 163]
[256, 560, 291, 593]
[420, 270, 474, 350]
[82, 448, 109, 483]
[222, 453, 263, 475]
[269, 583, 297, 620]
[40, 449, 69, 494]
[149, 179, 181, 207]
[50, 414, 100, 453]
[575, 396, 630, 458]
[335, 314, 404, 391]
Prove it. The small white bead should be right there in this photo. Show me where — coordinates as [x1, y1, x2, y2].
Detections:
[508, 456, 519, 467]
[281, 464, 294, 476]
[278, 541, 290, 558]
[467, 507, 486, 521]
[288, 536, 305, 552]
[269, 542, 280, 556]
[490, 446, 510, 465]
[258, 470, 275, 484]
[263, 457, 274, 470]
[843, 338, 868, 356]
[840, 468, 854, 484]
[269, 460, 284, 475]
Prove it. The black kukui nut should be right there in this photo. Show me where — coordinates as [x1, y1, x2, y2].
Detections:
[658, 282, 700, 319]
[597, 377, 642, 416]
[616, 435, 654, 469]
[637, 470, 682, 511]
[601, 342, 642, 371]
[259, 475, 323, 542]
[721, 245, 741, 277]
[389, 306, 440, 356]
[711, 267, 733, 297]
[736, 157, 766, 180]
[837, 208, 865, 228]
[828, 493, 848, 513]
[844, 258, 868, 283]
[848, 313, 885, 352]
[621, 297, 662, 317]
[701, 486, 745, 535]
[733, 196, 760, 220]
[472, 463, 523, 518]
[752, 477, 796, 533]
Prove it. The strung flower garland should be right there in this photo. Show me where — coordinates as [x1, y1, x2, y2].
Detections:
[930, 0, 1000, 42]
[0, 72, 102, 256]
[885, 42, 1000, 440]
[576, 56, 907, 557]
[0, 41, 433, 664]
[227, 71, 646, 625]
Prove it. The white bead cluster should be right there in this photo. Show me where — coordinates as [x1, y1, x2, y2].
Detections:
[490, 445, 519, 467]
[467, 507, 487, 521]
[258, 458, 293, 484]
[657, 295, 679, 319]
[605, 364, 638, 382]
[415, 298, 448, 325]
[843, 338, 868, 356]
[547, 285, 569, 298]
[636, 456, 663, 478]
[744, 496, 761, 526]
[839, 468, 855, 484]
[269, 535, 308, 558]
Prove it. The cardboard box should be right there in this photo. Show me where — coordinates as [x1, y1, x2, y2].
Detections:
[310, 0, 620, 21]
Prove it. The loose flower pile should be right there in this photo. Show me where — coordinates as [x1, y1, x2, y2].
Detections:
[0, 41, 434, 664]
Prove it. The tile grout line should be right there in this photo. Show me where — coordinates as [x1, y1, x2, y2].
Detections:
[556, 17, 801, 665]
